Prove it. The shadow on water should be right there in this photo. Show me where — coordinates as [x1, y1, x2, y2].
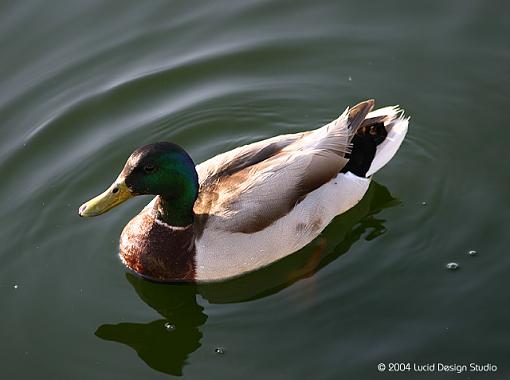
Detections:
[95, 181, 399, 376]
[95, 278, 206, 376]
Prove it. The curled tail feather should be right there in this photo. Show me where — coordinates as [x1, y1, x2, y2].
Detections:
[341, 102, 409, 178]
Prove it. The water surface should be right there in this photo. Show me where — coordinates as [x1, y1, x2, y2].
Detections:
[1, 1, 509, 379]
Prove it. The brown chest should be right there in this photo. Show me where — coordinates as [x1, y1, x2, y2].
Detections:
[119, 211, 196, 282]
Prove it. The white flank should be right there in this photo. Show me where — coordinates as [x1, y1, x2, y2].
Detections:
[194, 172, 370, 282]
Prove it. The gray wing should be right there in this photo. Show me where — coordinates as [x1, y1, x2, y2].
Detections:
[194, 100, 374, 233]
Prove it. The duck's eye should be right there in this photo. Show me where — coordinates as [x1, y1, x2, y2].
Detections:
[144, 164, 156, 173]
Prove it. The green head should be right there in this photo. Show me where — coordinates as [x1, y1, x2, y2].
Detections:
[79, 142, 199, 226]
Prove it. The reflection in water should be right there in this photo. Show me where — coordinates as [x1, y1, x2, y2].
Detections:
[95, 181, 398, 376]
[95, 277, 207, 376]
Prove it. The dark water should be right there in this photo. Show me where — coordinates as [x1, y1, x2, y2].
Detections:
[1, 1, 509, 379]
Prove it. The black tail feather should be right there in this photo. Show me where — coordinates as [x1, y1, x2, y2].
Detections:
[341, 122, 387, 177]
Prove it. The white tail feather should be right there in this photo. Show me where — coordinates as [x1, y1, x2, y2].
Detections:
[366, 110, 409, 177]
[367, 105, 400, 120]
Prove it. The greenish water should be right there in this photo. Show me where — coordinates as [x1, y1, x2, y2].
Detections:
[1, 1, 509, 379]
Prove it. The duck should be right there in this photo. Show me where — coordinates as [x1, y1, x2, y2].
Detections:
[79, 99, 409, 283]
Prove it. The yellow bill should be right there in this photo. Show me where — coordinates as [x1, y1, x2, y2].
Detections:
[79, 180, 133, 217]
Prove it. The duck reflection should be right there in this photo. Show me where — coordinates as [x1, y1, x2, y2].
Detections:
[95, 278, 207, 376]
[95, 181, 398, 376]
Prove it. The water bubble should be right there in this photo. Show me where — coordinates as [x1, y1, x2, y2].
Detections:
[214, 347, 225, 355]
[164, 322, 176, 332]
[13, 284, 18, 289]
[446, 262, 459, 271]
[467, 250, 477, 256]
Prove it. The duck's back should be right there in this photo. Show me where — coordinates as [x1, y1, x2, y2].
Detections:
[192, 100, 408, 282]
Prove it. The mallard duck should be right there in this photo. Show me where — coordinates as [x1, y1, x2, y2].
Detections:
[79, 99, 408, 282]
